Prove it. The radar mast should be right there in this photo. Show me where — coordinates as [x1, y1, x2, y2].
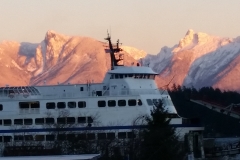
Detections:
[104, 32, 123, 70]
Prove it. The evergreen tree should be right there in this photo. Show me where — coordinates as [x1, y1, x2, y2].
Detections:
[140, 101, 185, 160]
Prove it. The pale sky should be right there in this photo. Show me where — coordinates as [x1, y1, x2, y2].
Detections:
[0, 0, 240, 54]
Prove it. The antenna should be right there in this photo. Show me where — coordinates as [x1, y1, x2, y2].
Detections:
[107, 29, 110, 38]
[110, 26, 111, 37]
[160, 75, 175, 94]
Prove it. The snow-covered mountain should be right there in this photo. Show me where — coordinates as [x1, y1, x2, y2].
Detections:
[0, 30, 141, 86]
[144, 29, 240, 91]
[1, 29, 240, 91]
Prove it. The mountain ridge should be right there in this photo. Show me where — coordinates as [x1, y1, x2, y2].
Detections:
[144, 29, 240, 91]
[1, 30, 240, 91]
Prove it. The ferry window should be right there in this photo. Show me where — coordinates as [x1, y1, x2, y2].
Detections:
[115, 74, 119, 79]
[0, 120, 2, 125]
[24, 119, 33, 125]
[150, 75, 155, 79]
[107, 133, 115, 140]
[46, 135, 55, 141]
[35, 135, 44, 141]
[87, 117, 93, 123]
[108, 100, 116, 107]
[46, 102, 55, 109]
[129, 74, 133, 77]
[138, 99, 142, 106]
[3, 119, 11, 126]
[87, 133, 95, 140]
[98, 133, 106, 140]
[14, 119, 23, 125]
[135, 74, 140, 79]
[128, 99, 136, 106]
[78, 117, 86, 123]
[0, 104, 2, 111]
[67, 117, 75, 124]
[98, 100, 106, 107]
[31, 102, 40, 108]
[118, 100, 126, 107]
[146, 99, 153, 105]
[14, 135, 23, 141]
[35, 118, 44, 125]
[119, 74, 123, 79]
[3, 136, 11, 142]
[96, 91, 102, 96]
[68, 102, 76, 108]
[127, 132, 136, 138]
[45, 118, 54, 124]
[78, 101, 86, 108]
[25, 135, 33, 141]
[146, 75, 150, 79]
[57, 118, 65, 124]
[110, 75, 114, 79]
[57, 102, 66, 109]
[57, 134, 66, 141]
[76, 134, 86, 140]
[118, 132, 126, 139]
[80, 87, 84, 91]
[19, 102, 29, 109]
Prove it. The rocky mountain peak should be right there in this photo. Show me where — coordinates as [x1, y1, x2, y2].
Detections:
[44, 30, 70, 43]
[177, 29, 212, 49]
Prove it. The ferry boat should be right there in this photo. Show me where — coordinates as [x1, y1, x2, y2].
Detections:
[0, 34, 203, 149]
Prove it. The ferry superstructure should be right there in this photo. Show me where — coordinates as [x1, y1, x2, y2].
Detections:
[0, 34, 203, 146]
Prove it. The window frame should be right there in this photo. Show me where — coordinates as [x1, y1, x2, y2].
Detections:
[108, 100, 116, 107]
[128, 99, 136, 106]
[46, 102, 55, 109]
[98, 100, 106, 107]
[118, 100, 126, 107]
[57, 102, 66, 109]
[78, 101, 86, 108]
[35, 118, 44, 125]
[68, 101, 76, 108]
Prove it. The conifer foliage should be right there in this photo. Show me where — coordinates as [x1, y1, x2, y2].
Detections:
[139, 101, 185, 160]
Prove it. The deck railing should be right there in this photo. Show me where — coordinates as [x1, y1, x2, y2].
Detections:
[0, 89, 163, 100]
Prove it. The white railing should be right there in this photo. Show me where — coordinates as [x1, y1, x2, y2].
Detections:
[0, 89, 160, 100]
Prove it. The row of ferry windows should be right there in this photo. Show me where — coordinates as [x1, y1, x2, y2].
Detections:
[98, 99, 142, 107]
[46, 101, 86, 109]
[0, 117, 93, 126]
[2, 99, 150, 111]
[45, 99, 142, 109]
[0, 132, 135, 142]
[17, 101, 85, 109]
[17, 99, 142, 110]
[110, 74, 155, 79]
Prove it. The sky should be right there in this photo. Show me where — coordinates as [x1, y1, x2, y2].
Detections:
[0, 0, 240, 54]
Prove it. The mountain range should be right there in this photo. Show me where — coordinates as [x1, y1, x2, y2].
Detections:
[0, 29, 240, 91]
